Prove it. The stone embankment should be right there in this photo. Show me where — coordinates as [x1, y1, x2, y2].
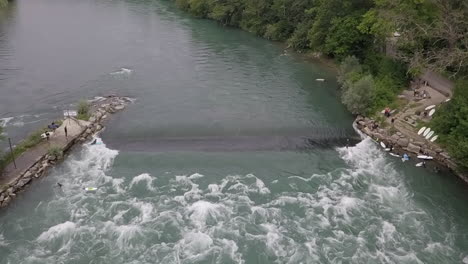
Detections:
[355, 116, 468, 183]
[0, 96, 132, 208]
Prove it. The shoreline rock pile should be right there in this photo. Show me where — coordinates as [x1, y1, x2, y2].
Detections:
[355, 115, 467, 182]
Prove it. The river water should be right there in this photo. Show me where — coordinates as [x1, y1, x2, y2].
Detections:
[1, 0, 468, 263]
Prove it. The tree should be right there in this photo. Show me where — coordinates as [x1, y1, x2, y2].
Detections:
[432, 80, 468, 169]
[342, 75, 375, 115]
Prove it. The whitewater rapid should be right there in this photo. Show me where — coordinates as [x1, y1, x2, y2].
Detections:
[0, 138, 465, 263]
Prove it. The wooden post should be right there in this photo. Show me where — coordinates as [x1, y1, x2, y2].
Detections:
[8, 138, 17, 169]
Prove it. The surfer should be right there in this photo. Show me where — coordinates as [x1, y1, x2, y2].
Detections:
[91, 139, 97, 145]
[56, 182, 62, 188]
[389, 144, 393, 152]
[422, 161, 426, 168]
[346, 139, 349, 149]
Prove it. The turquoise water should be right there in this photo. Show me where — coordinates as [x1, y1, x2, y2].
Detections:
[1, 0, 468, 263]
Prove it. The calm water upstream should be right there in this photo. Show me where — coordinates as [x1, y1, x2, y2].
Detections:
[1, 0, 468, 263]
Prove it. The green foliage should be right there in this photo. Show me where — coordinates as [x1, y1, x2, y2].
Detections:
[47, 146, 63, 157]
[432, 80, 468, 169]
[342, 75, 375, 115]
[0, 127, 48, 173]
[77, 100, 90, 121]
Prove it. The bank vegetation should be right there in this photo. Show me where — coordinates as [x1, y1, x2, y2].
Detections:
[173, 0, 468, 169]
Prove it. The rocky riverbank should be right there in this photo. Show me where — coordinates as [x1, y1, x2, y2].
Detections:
[0, 95, 132, 208]
[355, 115, 468, 183]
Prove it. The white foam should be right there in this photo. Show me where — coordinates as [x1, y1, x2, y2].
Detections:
[188, 173, 204, 180]
[105, 221, 143, 249]
[37, 221, 77, 242]
[187, 201, 229, 228]
[0, 117, 13, 127]
[110, 67, 133, 75]
[178, 231, 213, 256]
[130, 173, 155, 191]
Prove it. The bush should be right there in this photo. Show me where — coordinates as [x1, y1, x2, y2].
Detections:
[47, 146, 63, 157]
[77, 100, 90, 120]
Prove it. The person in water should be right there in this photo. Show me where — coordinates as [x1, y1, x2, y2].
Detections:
[403, 153, 410, 160]
[56, 182, 62, 188]
[91, 139, 97, 145]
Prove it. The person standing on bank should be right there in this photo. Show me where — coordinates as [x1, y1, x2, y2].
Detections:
[64, 126, 68, 138]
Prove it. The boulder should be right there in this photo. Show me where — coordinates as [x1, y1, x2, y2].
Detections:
[23, 171, 32, 178]
[390, 134, 400, 143]
[426, 150, 437, 157]
[413, 141, 424, 147]
[101, 115, 107, 120]
[397, 138, 409, 147]
[48, 155, 56, 161]
[7, 187, 14, 195]
[3, 196, 11, 204]
[114, 105, 125, 111]
[96, 124, 103, 131]
[86, 128, 92, 134]
[435, 148, 443, 153]
[357, 121, 366, 127]
[0, 194, 4, 202]
[407, 143, 420, 153]
[16, 177, 32, 188]
[89, 116, 97, 123]
[440, 152, 451, 160]
[396, 132, 402, 137]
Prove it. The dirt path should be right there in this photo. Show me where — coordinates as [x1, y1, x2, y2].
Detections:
[0, 118, 89, 186]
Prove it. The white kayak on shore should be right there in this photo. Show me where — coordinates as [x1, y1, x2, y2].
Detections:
[85, 187, 98, 192]
[316, 78, 325, 82]
[425, 105, 436, 111]
[430, 135, 438, 142]
[416, 162, 424, 167]
[428, 109, 436, 117]
[425, 130, 435, 139]
[423, 128, 431, 137]
[389, 153, 400, 157]
[417, 155, 433, 160]
[418, 127, 426, 135]
[380, 142, 386, 148]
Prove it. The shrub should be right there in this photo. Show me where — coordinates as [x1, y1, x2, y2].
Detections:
[47, 146, 63, 157]
[77, 100, 90, 120]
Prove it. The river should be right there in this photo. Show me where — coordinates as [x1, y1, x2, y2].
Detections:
[1, 0, 468, 263]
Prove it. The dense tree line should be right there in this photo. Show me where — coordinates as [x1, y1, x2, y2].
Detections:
[173, 0, 468, 169]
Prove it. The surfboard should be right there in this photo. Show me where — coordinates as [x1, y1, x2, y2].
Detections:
[425, 131, 435, 139]
[389, 153, 400, 157]
[428, 109, 436, 117]
[416, 162, 424, 167]
[418, 127, 426, 135]
[316, 79, 325, 82]
[85, 187, 98, 191]
[425, 105, 436, 111]
[417, 155, 433, 160]
[430, 135, 438, 142]
[423, 128, 431, 137]
[384, 148, 391, 152]
[380, 142, 386, 149]
[445, 98, 451, 102]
